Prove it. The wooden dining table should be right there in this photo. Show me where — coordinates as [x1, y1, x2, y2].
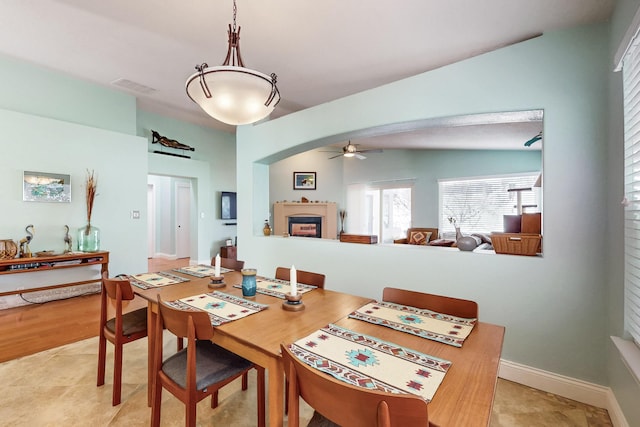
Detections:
[134, 270, 505, 427]
[134, 270, 373, 427]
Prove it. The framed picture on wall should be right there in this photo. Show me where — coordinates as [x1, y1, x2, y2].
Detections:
[23, 171, 71, 203]
[293, 172, 316, 190]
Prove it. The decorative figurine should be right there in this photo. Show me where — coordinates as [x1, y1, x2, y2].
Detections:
[18, 224, 34, 258]
[63, 225, 73, 253]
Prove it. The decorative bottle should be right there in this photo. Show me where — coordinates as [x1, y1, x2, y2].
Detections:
[263, 220, 272, 236]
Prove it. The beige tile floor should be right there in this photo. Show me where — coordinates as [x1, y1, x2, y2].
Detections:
[0, 334, 613, 427]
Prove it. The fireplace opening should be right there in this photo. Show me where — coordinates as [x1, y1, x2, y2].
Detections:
[288, 216, 322, 238]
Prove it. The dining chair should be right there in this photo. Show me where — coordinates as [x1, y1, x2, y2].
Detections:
[211, 256, 245, 271]
[275, 267, 325, 288]
[281, 344, 434, 427]
[382, 287, 478, 319]
[151, 296, 265, 427]
[97, 272, 148, 406]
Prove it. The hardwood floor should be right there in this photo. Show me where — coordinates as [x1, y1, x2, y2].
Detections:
[0, 257, 189, 363]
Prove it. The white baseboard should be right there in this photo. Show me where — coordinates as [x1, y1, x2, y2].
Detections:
[499, 359, 629, 427]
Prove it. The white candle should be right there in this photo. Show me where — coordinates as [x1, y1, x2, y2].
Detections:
[290, 265, 297, 296]
[215, 253, 221, 277]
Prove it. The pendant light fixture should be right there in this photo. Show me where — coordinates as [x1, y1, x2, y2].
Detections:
[185, 0, 280, 125]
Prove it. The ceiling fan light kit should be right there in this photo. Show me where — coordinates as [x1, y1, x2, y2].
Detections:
[326, 142, 382, 160]
[185, 0, 280, 125]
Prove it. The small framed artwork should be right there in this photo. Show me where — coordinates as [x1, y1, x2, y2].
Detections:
[293, 172, 316, 190]
[23, 171, 71, 203]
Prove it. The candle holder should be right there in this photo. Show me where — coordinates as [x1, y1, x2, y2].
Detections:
[208, 275, 225, 289]
[282, 293, 305, 311]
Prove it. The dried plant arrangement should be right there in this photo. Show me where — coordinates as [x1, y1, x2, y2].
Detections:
[84, 169, 97, 234]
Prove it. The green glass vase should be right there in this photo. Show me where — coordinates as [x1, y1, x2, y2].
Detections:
[77, 224, 100, 252]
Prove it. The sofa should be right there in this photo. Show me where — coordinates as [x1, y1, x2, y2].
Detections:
[393, 228, 439, 245]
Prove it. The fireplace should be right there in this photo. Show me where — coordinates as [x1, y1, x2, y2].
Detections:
[289, 217, 322, 238]
[273, 202, 338, 239]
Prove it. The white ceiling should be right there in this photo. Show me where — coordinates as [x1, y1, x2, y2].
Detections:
[0, 0, 613, 143]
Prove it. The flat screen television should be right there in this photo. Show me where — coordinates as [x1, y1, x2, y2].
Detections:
[221, 191, 237, 220]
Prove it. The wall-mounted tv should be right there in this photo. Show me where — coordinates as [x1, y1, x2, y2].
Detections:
[221, 191, 237, 220]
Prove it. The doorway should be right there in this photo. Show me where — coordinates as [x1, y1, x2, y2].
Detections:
[147, 175, 194, 262]
[176, 182, 191, 259]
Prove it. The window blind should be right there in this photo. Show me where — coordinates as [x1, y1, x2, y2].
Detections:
[439, 173, 539, 235]
[623, 38, 640, 345]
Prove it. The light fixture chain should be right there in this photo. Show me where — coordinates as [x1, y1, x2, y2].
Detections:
[232, 0, 237, 33]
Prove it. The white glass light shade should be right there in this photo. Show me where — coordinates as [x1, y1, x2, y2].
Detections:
[186, 65, 280, 125]
[343, 153, 355, 158]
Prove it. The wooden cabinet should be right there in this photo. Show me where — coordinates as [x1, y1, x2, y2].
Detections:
[0, 251, 109, 296]
[220, 246, 237, 260]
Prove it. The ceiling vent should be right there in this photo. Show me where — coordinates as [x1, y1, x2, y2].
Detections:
[110, 78, 157, 95]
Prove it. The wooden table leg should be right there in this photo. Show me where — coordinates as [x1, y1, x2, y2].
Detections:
[146, 301, 156, 407]
[266, 359, 285, 427]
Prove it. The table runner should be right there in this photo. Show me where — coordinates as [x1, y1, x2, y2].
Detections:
[349, 301, 476, 347]
[289, 323, 451, 402]
[233, 276, 317, 299]
[128, 271, 190, 289]
[167, 291, 269, 326]
[172, 264, 233, 278]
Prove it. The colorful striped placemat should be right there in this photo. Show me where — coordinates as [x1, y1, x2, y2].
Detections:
[233, 276, 317, 299]
[129, 271, 190, 289]
[173, 264, 233, 278]
[168, 291, 269, 326]
[288, 323, 451, 402]
[349, 301, 476, 347]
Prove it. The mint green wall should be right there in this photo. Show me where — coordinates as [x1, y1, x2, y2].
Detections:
[608, 0, 640, 425]
[0, 53, 237, 277]
[238, 24, 609, 386]
[136, 110, 237, 262]
[0, 108, 148, 277]
[0, 54, 136, 134]
[0, 54, 146, 277]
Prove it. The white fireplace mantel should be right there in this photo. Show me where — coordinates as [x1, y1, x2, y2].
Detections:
[273, 202, 338, 239]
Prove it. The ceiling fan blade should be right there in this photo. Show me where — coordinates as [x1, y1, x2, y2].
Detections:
[360, 149, 383, 154]
[355, 153, 367, 160]
[328, 153, 344, 159]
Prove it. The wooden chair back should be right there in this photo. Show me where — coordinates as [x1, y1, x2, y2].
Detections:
[281, 344, 430, 427]
[97, 271, 148, 406]
[157, 297, 213, 341]
[275, 267, 326, 288]
[152, 296, 265, 427]
[211, 256, 245, 271]
[383, 287, 478, 319]
[102, 273, 136, 302]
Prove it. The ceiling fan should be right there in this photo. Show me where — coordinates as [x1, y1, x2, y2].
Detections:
[325, 142, 383, 160]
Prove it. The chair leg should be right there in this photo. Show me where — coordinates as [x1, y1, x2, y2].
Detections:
[177, 337, 183, 351]
[186, 400, 197, 427]
[242, 371, 248, 390]
[256, 366, 266, 427]
[285, 379, 289, 414]
[151, 375, 163, 427]
[211, 391, 219, 409]
[112, 342, 123, 406]
[97, 333, 107, 386]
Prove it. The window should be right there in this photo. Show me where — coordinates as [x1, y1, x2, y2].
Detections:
[346, 182, 412, 243]
[622, 36, 640, 347]
[439, 173, 540, 236]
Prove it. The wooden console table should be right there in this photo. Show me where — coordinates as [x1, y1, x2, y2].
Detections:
[0, 251, 109, 296]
